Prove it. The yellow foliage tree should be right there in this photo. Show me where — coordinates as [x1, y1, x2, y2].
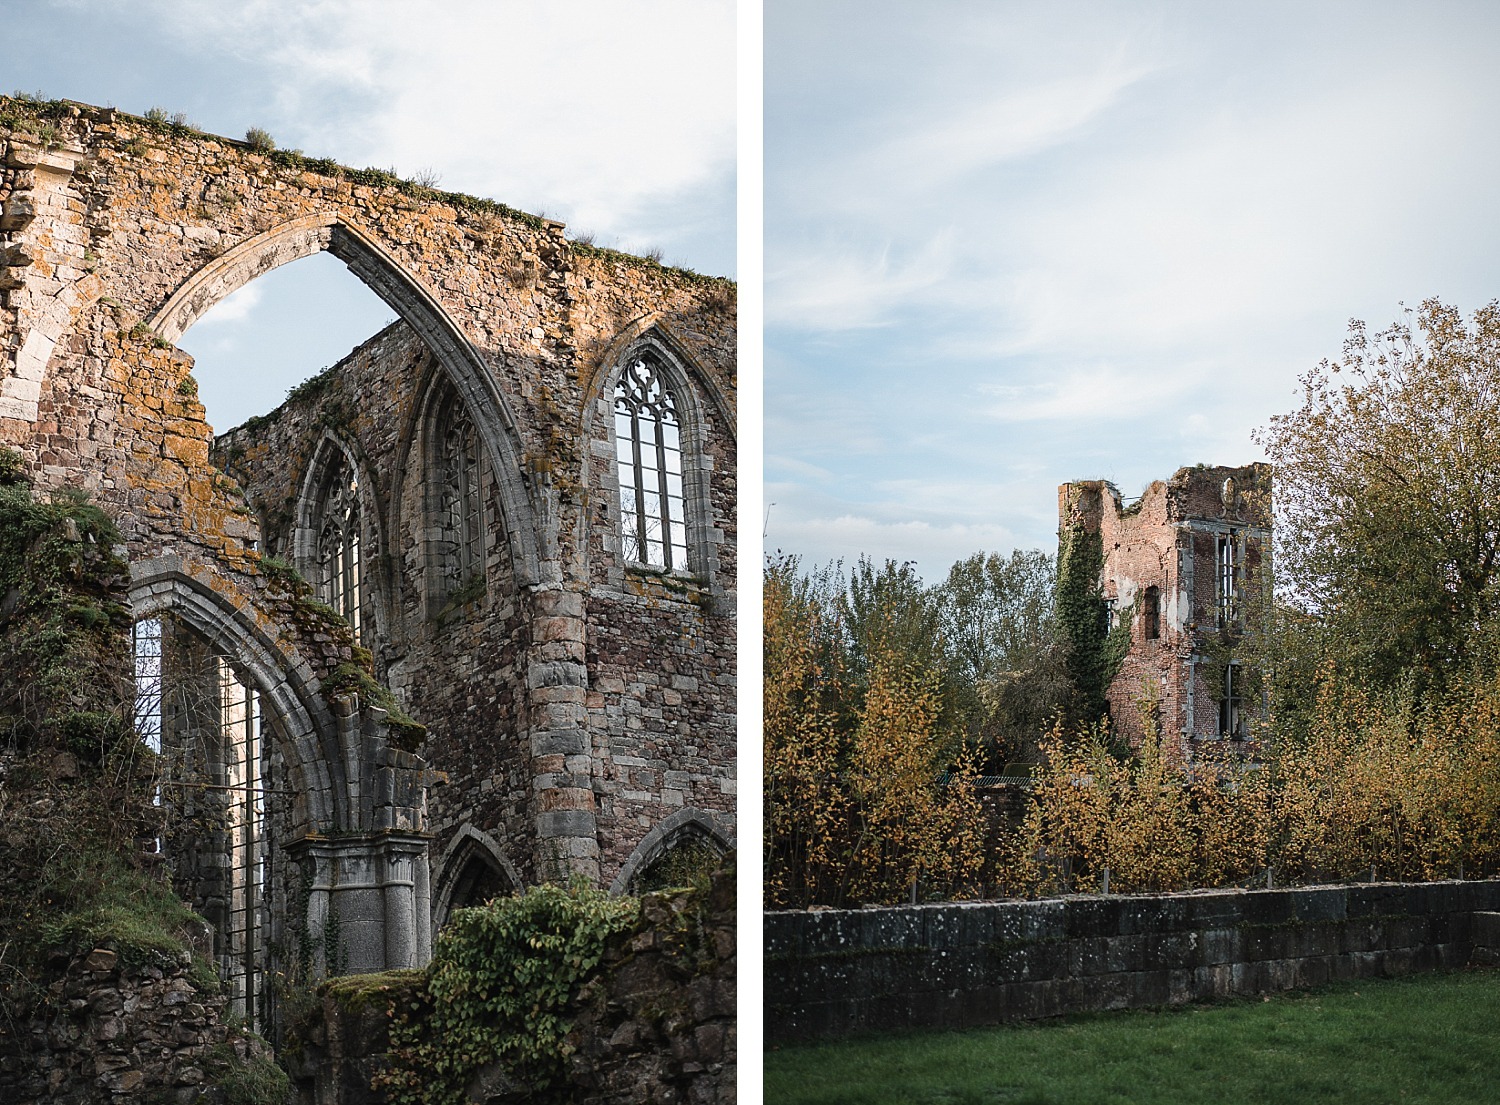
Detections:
[764, 557, 985, 908]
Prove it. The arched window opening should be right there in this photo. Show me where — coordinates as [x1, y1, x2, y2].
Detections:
[317, 462, 362, 638]
[218, 658, 267, 1030]
[448, 854, 510, 915]
[615, 351, 688, 571]
[131, 618, 272, 1033]
[630, 830, 726, 894]
[435, 402, 486, 601]
[1143, 586, 1161, 641]
[132, 618, 165, 853]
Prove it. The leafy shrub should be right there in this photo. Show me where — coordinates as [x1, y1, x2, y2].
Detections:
[375, 883, 637, 1105]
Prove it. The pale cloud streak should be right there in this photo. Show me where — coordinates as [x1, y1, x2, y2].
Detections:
[767, 2, 1500, 572]
[127, 0, 736, 261]
[871, 58, 1158, 192]
[189, 282, 262, 328]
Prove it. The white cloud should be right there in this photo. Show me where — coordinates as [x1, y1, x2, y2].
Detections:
[190, 281, 263, 327]
[980, 362, 1199, 423]
[135, 0, 735, 249]
[768, 511, 1023, 577]
[767, 230, 956, 330]
[870, 58, 1157, 192]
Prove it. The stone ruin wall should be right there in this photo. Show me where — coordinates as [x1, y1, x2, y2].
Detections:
[296, 869, 736, 1105]
[216, 315, 736, 893]
[0, 934, 279, 1104]
[766, 878, 1497, 1045]
[0, 91, 734, 979]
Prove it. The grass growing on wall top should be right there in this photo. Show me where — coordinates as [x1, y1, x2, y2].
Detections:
[764, 969, 1500, 1105]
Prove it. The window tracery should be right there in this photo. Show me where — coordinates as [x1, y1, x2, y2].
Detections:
[317, 462, 362, 638]
[614, 350, 688, 571]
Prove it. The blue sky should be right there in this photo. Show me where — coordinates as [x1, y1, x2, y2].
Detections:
[765, 1, 1500, 579]
[5, 0, 735, 430]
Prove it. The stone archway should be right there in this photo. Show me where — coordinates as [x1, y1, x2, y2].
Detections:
[146, 213, 544, 589]
[129, 553, 341, 830]
[129, 554, 434, 977]
[431, 824, 524, 929]
[610, 807, 734, 894]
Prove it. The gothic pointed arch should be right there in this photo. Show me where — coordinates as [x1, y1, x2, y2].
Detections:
[292, 431, 389, 644]
[584, 321, 730, 591]
[399, 369, 507, 615]
[432, 825, 523, 929]
[142, 213, 543, 586]
[609, 808, 733, 894]
[127, 555, 342, 831]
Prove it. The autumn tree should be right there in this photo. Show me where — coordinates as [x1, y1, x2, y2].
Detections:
[762, 554, 984, 907]
[934, 549, 1069, 771]
[1256, 298, 1500, 700]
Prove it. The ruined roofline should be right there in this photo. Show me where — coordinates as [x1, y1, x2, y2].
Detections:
[1060, 462, 1272, 523]
[0, 93, 737, 285]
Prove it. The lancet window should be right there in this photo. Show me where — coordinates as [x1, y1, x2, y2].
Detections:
[614, 350, 688, 571]
[316, 462, 362, 638]
[434, 401, 486, 599]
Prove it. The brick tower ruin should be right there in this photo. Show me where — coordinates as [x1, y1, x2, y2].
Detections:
[1058, 463, 1270, 753]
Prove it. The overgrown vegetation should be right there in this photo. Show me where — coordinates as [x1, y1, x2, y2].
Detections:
[0, 453, 192, 1008]
[373, 883, 639, 1105]
[206, 1043, 292, 1105]
[1055, 504, 1133, 731]
[768, 298, 1500, 906]
[764, 555, 989, 908]
[0, 454, 289, 1097]
[243, 126, 275, 152]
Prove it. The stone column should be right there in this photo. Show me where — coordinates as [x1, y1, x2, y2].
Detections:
[526, 586, 599, 884]
[288, 830, 433, 975]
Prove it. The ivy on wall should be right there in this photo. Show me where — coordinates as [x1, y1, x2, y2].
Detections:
[1055, 509, 1132, 730]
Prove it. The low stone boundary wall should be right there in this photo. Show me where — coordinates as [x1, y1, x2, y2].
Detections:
[764, 879, 1500, 1044]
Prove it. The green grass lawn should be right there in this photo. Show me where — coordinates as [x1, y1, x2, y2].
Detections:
[764, 969, 1500, 1104]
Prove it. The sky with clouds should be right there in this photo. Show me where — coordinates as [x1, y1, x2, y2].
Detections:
[765, 0, 1500, 581]
[5, 0, 735, 430]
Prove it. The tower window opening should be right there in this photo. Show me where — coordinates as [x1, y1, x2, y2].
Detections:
[1216, 532, 1240, 626]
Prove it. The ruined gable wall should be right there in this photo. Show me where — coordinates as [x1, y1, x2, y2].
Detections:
[0, 95, 736, 892]
[1098, 479, 1183, 741]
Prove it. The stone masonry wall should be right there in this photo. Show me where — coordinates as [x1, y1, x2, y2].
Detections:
[1061, 464, 1270, 750]
[292, 868, 735, 1105]
[217, 311, 736, 894]
[0, 95, 735, 900]
[765, 879, 1499, 1044]
[0, 940, 278, 1104]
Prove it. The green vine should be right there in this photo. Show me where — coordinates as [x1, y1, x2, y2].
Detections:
[1055, 511, 1132, 729]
